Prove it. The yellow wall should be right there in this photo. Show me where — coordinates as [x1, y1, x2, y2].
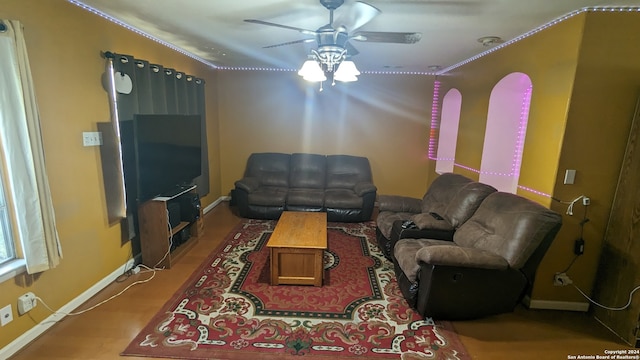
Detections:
[548, 12, 640, 310]
[439, 15, 584, 198]
[217, 70, 434, 198]
[0, 0, 220, 349]
[536, 11, 640, 304]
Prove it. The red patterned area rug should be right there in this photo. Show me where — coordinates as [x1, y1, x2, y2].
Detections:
[121, 219, 470, 360]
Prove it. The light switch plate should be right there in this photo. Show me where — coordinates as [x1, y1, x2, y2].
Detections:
[0, 304, 13, 326]
[564, 169, 576, 185]
[82, 131, 103, 147]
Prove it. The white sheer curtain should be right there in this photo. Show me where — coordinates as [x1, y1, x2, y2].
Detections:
[0, 19, 62, 273]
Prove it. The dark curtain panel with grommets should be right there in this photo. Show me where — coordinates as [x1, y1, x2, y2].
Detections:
[102, 52, 209, 256]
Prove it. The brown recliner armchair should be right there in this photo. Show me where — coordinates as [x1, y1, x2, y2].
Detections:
[393, 192, 562, 320]
[376, 173, 497, 261]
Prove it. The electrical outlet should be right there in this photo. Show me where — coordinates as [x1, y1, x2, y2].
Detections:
[17, 292, 37, 315]
[0, 304, 13, 326]
[554, 272, 573, 286]
[82, 131, 103, 147]
[582, 197, 590, 206]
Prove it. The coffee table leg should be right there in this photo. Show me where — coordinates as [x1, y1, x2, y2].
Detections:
[314, 248, 323, 287]
[270, 247, 278, 286]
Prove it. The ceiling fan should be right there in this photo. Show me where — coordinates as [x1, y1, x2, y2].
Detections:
[244, 0, 422, 85]
[245, 0, 422, 54]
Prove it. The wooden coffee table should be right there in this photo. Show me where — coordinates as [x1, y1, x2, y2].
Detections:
[267, 211, 327, 286]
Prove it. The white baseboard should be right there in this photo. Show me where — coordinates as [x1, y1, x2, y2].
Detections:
[0, 258, 136, 360]
[203, 196, 229, 214]
[523, 295, 590, 311]
[1, 197, 229, 359]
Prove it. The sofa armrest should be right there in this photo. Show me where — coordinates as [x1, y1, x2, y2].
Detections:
[234, 177, 260, 192]
[353, 182, 377, 196]
[415, 245, 509, 270]
[391, 220, 455, 244]
[411, 213, 454, 231]
[377, 194, 421, 213]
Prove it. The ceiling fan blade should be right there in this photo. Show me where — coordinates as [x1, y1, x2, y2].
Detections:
[263, 38, 316, 49]
[334, 1, 381, 32]
[351, 31, 422, 44]
[345, 42, 360, 57]
[244, 19, 317, 36]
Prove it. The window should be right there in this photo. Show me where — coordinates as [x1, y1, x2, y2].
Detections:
[0, 19, 61, 279]
[0, 172, 15, 265]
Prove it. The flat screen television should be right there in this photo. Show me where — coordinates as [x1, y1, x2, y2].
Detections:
[133, 114, 202, 202]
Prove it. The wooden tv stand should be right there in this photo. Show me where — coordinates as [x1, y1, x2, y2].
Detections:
[138, 185, 204, 269]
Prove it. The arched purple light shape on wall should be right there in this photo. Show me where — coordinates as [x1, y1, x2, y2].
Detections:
[478, 72, 532, 193]
[435, 88, 462, 174]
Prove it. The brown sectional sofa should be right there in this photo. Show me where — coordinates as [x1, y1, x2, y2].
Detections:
[377, 173, 563, 319]
[234, 152, 377, 222]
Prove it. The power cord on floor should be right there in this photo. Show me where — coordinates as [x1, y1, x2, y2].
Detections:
[572, 283, 640, 311]
[149, 208, 175, 269]
[31, 208, 180, 319]
[34, 264, 157, 318]
[116, 243, 137, 283]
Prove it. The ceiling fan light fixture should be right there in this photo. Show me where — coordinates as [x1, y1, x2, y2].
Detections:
[334, 60, 360, 82]
[298, 59, 327, 82]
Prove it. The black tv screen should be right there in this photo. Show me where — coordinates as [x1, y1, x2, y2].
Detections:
[133, 114, 202, 202]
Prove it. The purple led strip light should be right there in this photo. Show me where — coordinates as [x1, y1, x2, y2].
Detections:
[428, 80, 441, 160]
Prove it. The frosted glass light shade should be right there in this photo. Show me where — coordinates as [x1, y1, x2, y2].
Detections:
[298, 60, 326, 82]
[334, 60, 360, 82]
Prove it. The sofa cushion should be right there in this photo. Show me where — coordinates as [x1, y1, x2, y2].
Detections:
[287, 188, 325, 206]
[245, 152, 290, 187]
[453, 192, 563, 270]
[326, 155, 373, 189]
[289, 153, 326, 189]
[441, 181, 497, 228]
[325, 189, 363, 208]
[421, 173, 473, 215]
[247, 186, 288, 206]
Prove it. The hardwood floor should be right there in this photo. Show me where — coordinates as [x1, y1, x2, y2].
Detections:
[8, 202, 632, 359]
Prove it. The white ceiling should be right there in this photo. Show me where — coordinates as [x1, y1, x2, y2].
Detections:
[71, 0, 640, 73]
